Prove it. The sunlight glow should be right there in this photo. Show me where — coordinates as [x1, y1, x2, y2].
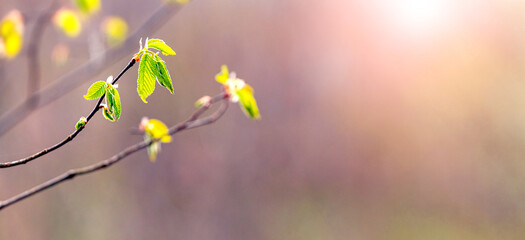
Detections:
[388, 0, 456, 37]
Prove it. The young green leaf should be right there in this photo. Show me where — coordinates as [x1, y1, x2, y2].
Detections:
[215, 65, 229, 84]
[236, 84, 261, 120]
[153, 55, 174, 94]
[112, 88, 121, 120]
[84, 81, 107, 100]
[137, 53, 157, 103]
[106, 85, 121, 120]
[102, 106, 115, 121]
[147, 39, 176, 55]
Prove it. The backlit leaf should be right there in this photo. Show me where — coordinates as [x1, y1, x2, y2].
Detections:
[140, 118, 171, 162]
[145, 119, 171, 143]
[83, 81, 107, 100]
[137, 53, 156, 103]
[236, 84, 261, 120]
[153, 54, 174, 94]
[106, 85, 121, 120]
[143, 118, 171, 162]
[102, 106, 115, 122]
[215, 65, 229, 84]
[147, 38, 176, 55]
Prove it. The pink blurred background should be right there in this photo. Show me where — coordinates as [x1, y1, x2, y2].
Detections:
[1, 0, 525, 239]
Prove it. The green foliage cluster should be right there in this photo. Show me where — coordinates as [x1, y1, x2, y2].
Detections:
[136, 38, 176, 103]
[84, 76, 121, 121]
[82, 38, 261, 160]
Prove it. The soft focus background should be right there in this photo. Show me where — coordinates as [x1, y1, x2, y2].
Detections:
[1, 0, 525, 239]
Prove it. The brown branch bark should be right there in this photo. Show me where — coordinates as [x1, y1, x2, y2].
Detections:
[0, 93, 229, 211]
[0, 2, 184, 136]
[0, 58, 136, 168]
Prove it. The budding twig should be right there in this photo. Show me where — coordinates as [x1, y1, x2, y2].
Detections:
[0, 58, 136, 168]
[0, 94, 229, 211]
[0, 3, 184, 136]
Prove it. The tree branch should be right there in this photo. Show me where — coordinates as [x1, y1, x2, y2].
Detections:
[0, 93, 229, 211]
[0, 2, 184, 136]
[26, 0, 59, 100]
[0, 58, 136, 168]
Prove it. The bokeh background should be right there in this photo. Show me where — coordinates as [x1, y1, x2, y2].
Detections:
[1, 0, 525, 239]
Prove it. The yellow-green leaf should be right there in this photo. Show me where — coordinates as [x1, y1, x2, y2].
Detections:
[73, 0, 100, 16]
[83, 81, 107, 100]
[145, 119, 171, 143]
[147, 38, 176, 55]
[102, 106, 115, 122]
[140, 118, 171, 162]
[137, 53, 157, 103]
[53, 9, 82, 37]
[153, 54, 174, 94]
[215, 65, 229, 84]
[102, 16, 127, 47]
[236, 84, 261, 120]
[106, 85, 121, 120]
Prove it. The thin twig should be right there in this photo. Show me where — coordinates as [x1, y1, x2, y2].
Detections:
[0, 58, 136, 168]
[170, 93, 229, 134]
[26, 0, 59, 100]
[0, 94, 229, 211]
[0, 3, 184, 136]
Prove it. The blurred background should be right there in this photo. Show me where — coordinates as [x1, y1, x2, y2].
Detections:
[1, 0, 525, 239]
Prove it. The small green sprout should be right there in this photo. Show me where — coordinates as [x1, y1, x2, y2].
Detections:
[75, 117, 87, 130]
